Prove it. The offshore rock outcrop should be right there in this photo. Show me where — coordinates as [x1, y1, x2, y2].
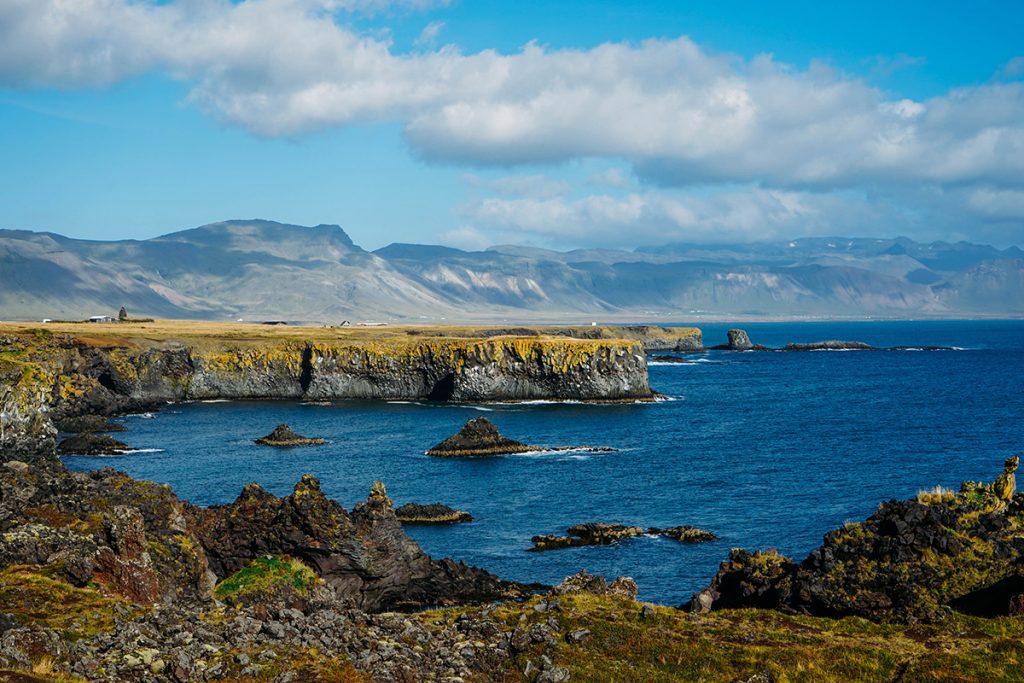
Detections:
[428, 417, 536, 457]
[254, 424, 325, 447]
[531, 523, 717, 551]
[689, 456, 1024, 623]
[395, 502, 474, 524]
[428, 417, 617, 458]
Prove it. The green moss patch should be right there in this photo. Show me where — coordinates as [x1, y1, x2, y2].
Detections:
[213, 555, 317, 601]
[0, 565, 139, 637]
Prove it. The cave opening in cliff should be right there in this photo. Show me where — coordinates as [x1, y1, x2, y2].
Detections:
[427, 373, 456, 401]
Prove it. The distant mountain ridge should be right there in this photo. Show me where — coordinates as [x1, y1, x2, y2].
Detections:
[1, 219, 1021, 321]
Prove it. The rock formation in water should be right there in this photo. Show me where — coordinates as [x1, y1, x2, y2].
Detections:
[726, 329, 753, 351]
[530, 523, 646, 551]
[651, 526, 719, 543]
[55, 414, 127, 433]
[254, 424, 325, 447]
[427, 418, 537, 457]
[783, 340, 876, 351]
[57, 433, 131, 455]
[688, 456, 1024, 623]
[395, 503, 474, 524]
[531, 523, 717, 551]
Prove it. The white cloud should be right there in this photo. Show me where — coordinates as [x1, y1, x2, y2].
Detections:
[0, 0, 1022, 246]
[414, 20, 445, 49]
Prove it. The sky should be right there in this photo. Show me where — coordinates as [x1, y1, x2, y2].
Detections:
[0, 0, 1022, 251]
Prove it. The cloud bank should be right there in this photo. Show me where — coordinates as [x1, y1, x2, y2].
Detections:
[1, 0, 1022, 245]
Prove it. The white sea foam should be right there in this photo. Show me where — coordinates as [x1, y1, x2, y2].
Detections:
[200, 399, 232, 403]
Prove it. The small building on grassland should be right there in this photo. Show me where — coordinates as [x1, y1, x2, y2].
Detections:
[87, 315, 115, 323]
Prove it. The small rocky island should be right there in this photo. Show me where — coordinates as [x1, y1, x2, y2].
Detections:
[530, 523, 717, 551]
[427, 417, 536, 457]
[711, 328, 956, 352]
[395, 503, 474, 524]
[427, 418, 616, 457]
[254, 424, 326, 447]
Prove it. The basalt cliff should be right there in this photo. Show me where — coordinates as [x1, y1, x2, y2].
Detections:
[0, 324, 656, 446]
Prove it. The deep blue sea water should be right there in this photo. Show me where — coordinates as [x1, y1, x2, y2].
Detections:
[64, 321, 1024, 605]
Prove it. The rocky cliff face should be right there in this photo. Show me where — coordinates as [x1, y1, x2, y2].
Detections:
[689, 460, 1024, 623]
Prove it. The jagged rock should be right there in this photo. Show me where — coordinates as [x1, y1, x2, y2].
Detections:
[689, 457, 1024, 623]
[254, 424, 325, 447]
[992, 455, 1018, 503]
[54, 414, 127, 433]
[727, 329, 753, 351]
[57, 433, 131, 455]
[427, 418, 536, 457]
[193, 476, 524, 611]
[649, 354, 691, 364]
[395, 503, 473, 524]
[550, 570, 638, 600]
[529, 523, 645, 551]
[650, 525, 718, 543]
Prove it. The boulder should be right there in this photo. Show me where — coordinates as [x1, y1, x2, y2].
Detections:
[57, 433, 131, 455]
[254, 424, 325, 447]
[395, 503, 473, 524]
[427, 418, 536, 457]
[550, 570, 638, 600]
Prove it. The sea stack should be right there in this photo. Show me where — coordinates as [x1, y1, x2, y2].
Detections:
[726, 329, 754, 351]
[427, 417, 536, 457]
[255, 424, 326, 447]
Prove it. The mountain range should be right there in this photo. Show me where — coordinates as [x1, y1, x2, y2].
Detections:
[1, 219, 1022, 322]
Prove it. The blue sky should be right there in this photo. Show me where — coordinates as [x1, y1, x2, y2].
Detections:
[1, 0, 1022, 250]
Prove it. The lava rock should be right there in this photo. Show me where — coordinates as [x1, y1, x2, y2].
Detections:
[783, 340, 875, 351]
[427, 418, 536, 457]
[529, 523, 645, 551]
[649, 525, 718, 543]
[395, 503, 473, 524]
[57, 433, 131, 455]
[254, 424, 326, 447]
[54, 415, 127, 434]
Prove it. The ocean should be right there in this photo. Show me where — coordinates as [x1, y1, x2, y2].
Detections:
[63, 320, 1024, 605]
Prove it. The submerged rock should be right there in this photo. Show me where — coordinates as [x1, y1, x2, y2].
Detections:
[649, 354, 691, 364]
[55, 414, 127, 433]
[254, 424, 325, 447]
[427, 418, 536, 457]
[57, 433, 131, 455]
[395, 503, 473, 524]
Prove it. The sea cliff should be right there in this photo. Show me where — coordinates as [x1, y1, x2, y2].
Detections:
[0, 324, 655, 445]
